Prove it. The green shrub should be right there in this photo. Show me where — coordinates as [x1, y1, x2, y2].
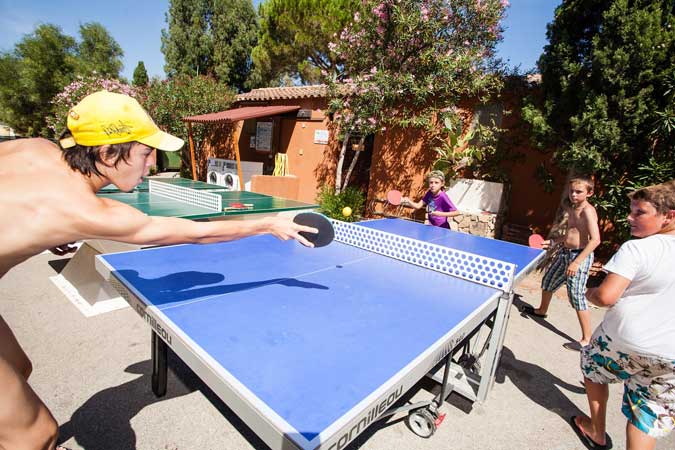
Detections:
[317, 185, 365, 222]
[141, 74, 236, 178]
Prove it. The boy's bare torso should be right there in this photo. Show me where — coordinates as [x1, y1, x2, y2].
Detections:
[563, 202, 596, 250]
[0, 139, 102, 278]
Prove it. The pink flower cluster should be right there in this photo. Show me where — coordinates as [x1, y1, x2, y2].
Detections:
[372, 3, 388, 22]
[48, 76, 138, 135]
[325, 0, 505, 137]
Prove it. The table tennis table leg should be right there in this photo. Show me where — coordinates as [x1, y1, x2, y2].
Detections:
[436, 353, 453, 406]
[476, 291, 513, 402]
[151, 331, 168, 397]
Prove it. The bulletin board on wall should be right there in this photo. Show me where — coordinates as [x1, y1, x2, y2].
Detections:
[255, 121, 273, 152]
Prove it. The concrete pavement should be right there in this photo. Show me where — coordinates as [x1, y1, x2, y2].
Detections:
[1, 250, 673, 450]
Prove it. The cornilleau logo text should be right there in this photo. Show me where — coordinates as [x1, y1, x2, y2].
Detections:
[327, 385, 403, 450]
[135, 304, 172, 345]
[434, 332, 466, 365]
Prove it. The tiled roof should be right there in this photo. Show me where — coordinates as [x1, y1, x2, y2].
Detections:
[236, 85, 328, 102]
[183, 105, 301, 123]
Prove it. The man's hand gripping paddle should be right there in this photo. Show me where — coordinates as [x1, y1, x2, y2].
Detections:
[293, 212, 335, 248]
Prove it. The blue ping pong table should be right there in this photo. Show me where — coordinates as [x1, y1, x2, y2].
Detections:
[96, 218, 543, 449]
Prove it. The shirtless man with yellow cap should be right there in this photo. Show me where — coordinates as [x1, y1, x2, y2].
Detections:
[0, 91, 318, 450]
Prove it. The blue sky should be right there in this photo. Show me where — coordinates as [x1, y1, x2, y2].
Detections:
[0, 0, 561, 82]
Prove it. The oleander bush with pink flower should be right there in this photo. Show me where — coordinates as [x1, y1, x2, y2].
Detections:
[47, 76, 140, 137]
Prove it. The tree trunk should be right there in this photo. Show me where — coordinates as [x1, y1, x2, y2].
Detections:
[335, 130, 351, 194]
[341, 135, 364, 192]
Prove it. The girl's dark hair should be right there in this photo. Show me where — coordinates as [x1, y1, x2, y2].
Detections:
[58, 131, 135, 177]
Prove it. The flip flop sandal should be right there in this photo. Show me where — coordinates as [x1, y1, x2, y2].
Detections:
[519, 304, 548, 318]
[570, 416, 610, 449]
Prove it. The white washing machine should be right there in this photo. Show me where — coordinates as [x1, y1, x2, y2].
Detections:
[207, 158, 240, 190]
[207, 169, 224, 186]
[207, 158, 263, 191]
[222, 172, 240, 191]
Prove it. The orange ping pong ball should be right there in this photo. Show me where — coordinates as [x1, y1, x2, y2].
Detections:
[342, 206, 352, 217]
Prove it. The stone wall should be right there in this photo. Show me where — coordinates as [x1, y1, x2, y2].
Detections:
[448, 211, 503, 239]
[367, 202, 504, 239]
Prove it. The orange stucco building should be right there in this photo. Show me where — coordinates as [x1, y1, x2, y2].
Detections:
[190, 83, 566, 238]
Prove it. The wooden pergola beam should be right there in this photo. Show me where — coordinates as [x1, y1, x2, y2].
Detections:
[186, 121, 197, 181]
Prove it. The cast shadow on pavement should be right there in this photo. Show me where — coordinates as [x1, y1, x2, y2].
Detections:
[57, 350, 269, 450]
[55, 322, 585, 449]
[349, 339, 591, 448]
[496, 345, 585, 420]
[496, 347, 615, 448]
[511, 294, 577, 343]
[47, 258, 69, 274]
[341, 380, 428, 449]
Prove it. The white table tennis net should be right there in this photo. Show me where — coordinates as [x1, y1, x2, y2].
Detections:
[332, 220, 515, 292]
[148, 180, 222, 212]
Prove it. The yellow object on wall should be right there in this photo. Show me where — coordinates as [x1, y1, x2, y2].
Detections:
[273, 153, 289, 176]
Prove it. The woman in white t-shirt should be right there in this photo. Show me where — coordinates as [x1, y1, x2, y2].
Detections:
[569, 180, 675, 450]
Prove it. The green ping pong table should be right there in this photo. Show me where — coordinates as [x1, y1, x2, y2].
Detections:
[51, 177, 319, 316]
[97, 177, 316, 219]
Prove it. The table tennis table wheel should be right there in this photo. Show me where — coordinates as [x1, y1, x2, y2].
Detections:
[407, 408, 437, 438]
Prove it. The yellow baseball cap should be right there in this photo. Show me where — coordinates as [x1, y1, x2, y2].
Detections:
[59, 90, 184, 151]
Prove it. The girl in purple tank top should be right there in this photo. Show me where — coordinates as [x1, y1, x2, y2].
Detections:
[401, 170, 459, 228]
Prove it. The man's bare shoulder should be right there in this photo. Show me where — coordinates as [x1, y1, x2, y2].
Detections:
[0, 138, 62, 169]
[0, 137, 56, 153]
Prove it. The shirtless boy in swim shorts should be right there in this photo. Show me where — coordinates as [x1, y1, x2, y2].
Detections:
[521, 175, 601, 351]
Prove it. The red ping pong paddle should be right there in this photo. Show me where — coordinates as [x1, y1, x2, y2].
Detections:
[528, 233, 545, 249]
[293, 212, 334, 248]
[387, 190, 402, 206]
[223, 202, 254, 211]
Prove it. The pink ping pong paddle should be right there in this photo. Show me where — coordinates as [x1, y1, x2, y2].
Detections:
[528, 234, 545, 249]
[386, 190, 402, 206]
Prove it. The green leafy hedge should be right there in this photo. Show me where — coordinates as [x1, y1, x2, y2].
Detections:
[317, 185, 365, 222]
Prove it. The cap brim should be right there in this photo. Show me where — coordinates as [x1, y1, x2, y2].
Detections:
[138, 130, 184, 152]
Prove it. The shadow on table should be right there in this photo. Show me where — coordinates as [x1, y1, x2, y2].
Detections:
[57, 350, 269, 450]
[115, 269, 329, 306]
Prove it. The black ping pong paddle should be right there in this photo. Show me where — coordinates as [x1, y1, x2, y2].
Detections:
[293, 212, 335, 248]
